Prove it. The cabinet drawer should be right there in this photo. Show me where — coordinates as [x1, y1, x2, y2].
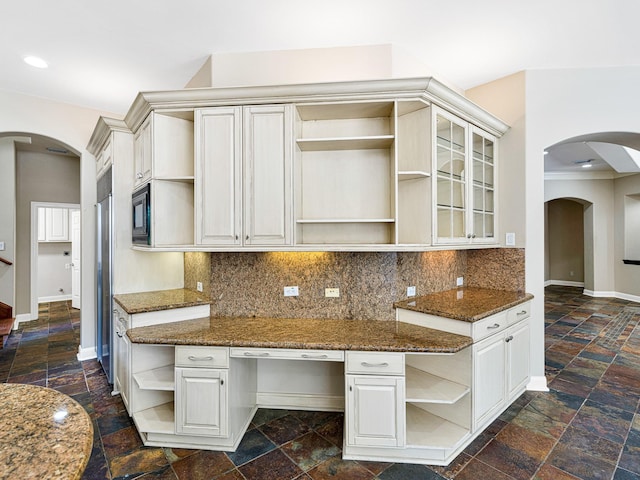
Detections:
[175, 346, 229, 368]
[472, 312, 507, 341]
[345, 352, 404, 375]
[507, 302, 531, 325]
[230, 347, 344, 362]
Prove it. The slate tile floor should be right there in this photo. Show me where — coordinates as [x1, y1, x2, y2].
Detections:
[1, 287, 640, 479]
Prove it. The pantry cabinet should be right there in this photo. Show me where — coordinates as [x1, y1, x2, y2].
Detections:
[195, 105, 292, 246]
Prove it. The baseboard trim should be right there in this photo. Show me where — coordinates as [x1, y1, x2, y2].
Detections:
[527, 375, 549, 392]
[545, 280, 585, 288]
[39, 294, 72, 303]
[77, 346, 97, 361]
[256, 392, 344, 411]
[582, 290, 640, 303]
[14, 313, 37, 329]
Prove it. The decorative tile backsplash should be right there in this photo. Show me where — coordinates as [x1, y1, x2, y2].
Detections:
[184, 248, 524, 321]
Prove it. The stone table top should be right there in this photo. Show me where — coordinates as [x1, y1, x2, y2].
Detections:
[114, 288, 212, 314]
[394, 287, 533, 322]
[0, 383, 93, 480]
[128, 316, 473, 353]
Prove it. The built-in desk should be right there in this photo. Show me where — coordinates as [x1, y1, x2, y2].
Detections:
[123, 288, 531, 466]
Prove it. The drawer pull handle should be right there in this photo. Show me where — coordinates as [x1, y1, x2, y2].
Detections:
[301, 354, 328, 359]
[116, 331, 124, 338]
[505, 335, 514, 342]
[243, 352, 270, 357]
[361, 362, 389, 368]
[188, 355, 214, 361]
[487, 323, 501, 330]
[517, 310, 527, 315]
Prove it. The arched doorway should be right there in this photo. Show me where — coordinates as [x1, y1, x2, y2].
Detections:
[544, 197, 593, 291]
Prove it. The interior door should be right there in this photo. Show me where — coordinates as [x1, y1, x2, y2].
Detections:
[71, 209, 81, 309]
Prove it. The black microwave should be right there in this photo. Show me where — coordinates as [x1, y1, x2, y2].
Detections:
[132, 183, 151, 245]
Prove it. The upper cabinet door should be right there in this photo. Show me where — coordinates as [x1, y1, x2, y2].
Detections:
[243, 105, 292, 246]
[195, 107, 242, 245]
[434, 108, 468, 244]
[133, 115, 152, 187]
[433, 107, 498, 245]
[470, 126, 497, 243]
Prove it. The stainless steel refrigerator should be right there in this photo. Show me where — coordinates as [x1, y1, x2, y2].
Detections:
[96, 167, 113, 383]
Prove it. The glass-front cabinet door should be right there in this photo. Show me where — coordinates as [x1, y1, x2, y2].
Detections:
[471, 126, 496, 242]
[433, 107, 497, 244]
[434, 108, 468, 243]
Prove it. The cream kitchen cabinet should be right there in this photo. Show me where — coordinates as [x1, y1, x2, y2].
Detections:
[345, 352, 405, 448]
[133, 111, 195, 247]
[96, 135, 112, 179]
[38, 207, 70, 242]
[175, 346, 230, 437]
[113, 305, 131, 412]
[195, 105, 292, 247]
[433, 106, 497, 245]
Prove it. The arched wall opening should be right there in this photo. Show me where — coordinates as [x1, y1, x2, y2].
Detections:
[544, 197, 593, 291]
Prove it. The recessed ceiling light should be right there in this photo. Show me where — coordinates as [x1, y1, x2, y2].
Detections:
[582, 163, 593, 168]
[23, 56, 48, 69]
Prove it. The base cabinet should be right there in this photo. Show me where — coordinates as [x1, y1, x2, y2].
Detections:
[175, 367, 228, 437]
[472, 332, 506, 429]
[346, 375, 405, 448]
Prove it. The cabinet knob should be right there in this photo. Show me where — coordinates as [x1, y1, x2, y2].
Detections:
[505, 335, 514, 343]
[246, 235, 249, 241]
[220, 379, 224, 386]
[235, 235, 239, 241]
[136, 172, 143, 179]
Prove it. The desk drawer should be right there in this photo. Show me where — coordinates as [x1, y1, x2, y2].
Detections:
[175, 346, 229, 368]
[230, 347, 344, 362]
[471, 312, 507, 341]
[508, 302, 531, 325]
[345, 352, 404, 375]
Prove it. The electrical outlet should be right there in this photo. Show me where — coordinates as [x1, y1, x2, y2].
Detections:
[505, 232, 516, 246]
[0, 241, 5, 250]
[407, 286, 416, 297]
[325, 287, 340, 298]
[284, 286, 299, 297]
[196, 281, 203, 292]
[456, 276, 464, 287]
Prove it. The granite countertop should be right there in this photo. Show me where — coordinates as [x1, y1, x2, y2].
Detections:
[128, 316, 473, 353]
[113, 288, 212, 314]
[394, 287, 533, 322]
[0, 383, 93, 480]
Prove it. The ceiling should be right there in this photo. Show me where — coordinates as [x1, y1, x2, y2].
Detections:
[2, 0, 640, 172]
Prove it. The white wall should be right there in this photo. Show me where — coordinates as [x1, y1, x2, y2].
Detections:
[37, 242, 72, 301]
[545, 178, 615, 294]
[0, 139, 17, 307]
[0, 88, 113, 354]
[614, 173, 640, 299]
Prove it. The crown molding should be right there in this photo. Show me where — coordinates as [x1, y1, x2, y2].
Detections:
[87, 116, 129, 155]
[123, 77, 510, 137]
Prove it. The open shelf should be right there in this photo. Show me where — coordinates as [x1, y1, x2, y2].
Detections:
[405, 404, 469, 449]
[133, 365, 175, 391]
[134, 402, 175, 434]
[405, 366, 470, 404]
[297, 218, 394, 224]
[398, 171, 430, 181]
[297, 135, 394, 151]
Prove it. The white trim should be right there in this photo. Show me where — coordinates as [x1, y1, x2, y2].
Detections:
[30, 202, 81, 322]
[544, 171, 624, 181]
[545, 280, 585, 287]
[526, 375, 549, 392]
[256, 392, 344, 412]
[38, 294, 72, 303]
[77, 345, 97, 361]
[582, 289, 640, 303]
[14, 313, 36, 329]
